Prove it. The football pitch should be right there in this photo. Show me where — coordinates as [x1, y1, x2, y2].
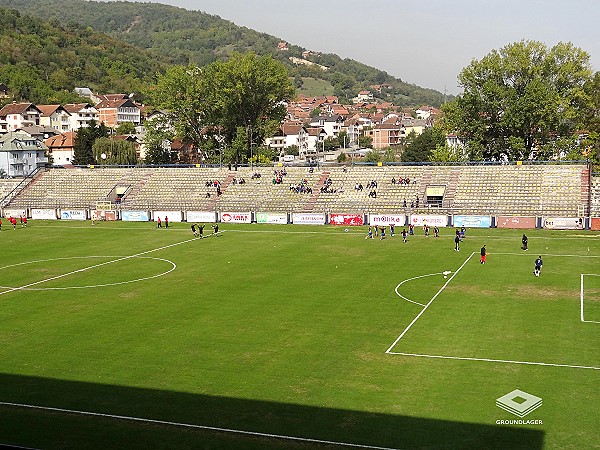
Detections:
[0, 221, 598, 449]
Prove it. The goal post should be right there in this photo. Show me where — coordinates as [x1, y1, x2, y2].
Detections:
[580, 274, 600, 324]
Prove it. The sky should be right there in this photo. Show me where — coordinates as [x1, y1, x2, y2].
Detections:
[108, 0, 600, 95]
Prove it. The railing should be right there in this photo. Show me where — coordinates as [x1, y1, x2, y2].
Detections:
[0, 166, 45, 208]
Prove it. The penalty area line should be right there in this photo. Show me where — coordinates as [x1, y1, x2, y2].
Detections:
[385, 252, 475, 354]
[386, 352, 600, 371]
[0, 401, 400, 450]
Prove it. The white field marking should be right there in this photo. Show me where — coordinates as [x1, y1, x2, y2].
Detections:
[386, 352, 600, 371]
[581, 273, 600, 324]
[385, 252, 475, 354]
[0, 256, 176, 291]
[0, 234, 212, 297]
[394, 273, 450, 307]
[0, 401, 400, 450]
[493, 252, 600, 258]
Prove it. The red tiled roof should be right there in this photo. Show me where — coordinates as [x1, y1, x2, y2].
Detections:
[45, 131, 75, 149]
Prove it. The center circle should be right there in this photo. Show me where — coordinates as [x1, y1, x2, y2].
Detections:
[0, 256, 176, 290]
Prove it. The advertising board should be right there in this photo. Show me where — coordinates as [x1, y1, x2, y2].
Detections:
[329, 213, 364, 226]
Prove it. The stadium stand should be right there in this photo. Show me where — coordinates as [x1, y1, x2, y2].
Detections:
[3, 163, 594, 218]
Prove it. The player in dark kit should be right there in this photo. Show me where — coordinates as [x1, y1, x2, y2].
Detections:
[198, 224, 205, 238]
[480, 244, 487, 264]
[522, 234, 528, 251]
[402, 228, 407, 243]
[454, 234, 460, 251]
[534, 256, 543, 277]
[191, 223, 198, 237]
[211, 223, 219, 236]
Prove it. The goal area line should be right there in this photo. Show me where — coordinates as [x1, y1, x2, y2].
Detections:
[581, 273, 600, 324]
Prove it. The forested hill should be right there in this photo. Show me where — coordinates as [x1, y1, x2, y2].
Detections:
[0, 0, 448, 107]
[0, 7, 169, 104]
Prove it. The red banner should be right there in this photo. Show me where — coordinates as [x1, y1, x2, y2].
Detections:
[497, 216, 536, 229]
[329, 213, 364, 226]
[590, 218, 600, 231]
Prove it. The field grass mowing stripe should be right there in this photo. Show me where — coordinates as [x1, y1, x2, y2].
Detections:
[385, 252, 476, 354]
[385, 352, 600, 370]
[0, 233, 219, 297]
[0, 401, 400, 450]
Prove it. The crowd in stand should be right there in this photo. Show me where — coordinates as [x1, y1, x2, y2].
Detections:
[391, 176, 416, 185]
[320, 177, 337, 193]
[272, 169, 287, 184]
[290, 179, 313, 194]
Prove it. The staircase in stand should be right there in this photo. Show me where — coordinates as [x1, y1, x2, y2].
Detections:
[210, 172, 234, 210]
[303, 171, 330, 212]
[443, 169, 461, 208]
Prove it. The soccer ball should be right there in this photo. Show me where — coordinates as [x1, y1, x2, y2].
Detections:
[344, 228, 349, 232]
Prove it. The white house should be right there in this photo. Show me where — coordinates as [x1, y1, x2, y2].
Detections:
[0, 103, 42, 132]
[0, 131, 48, 177]
[64, 103, 99, 131]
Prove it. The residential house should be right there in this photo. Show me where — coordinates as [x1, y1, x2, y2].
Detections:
[17, 125, 59, 141]
[37, 104, 72, 132]
[353, 90, 374, 103]
[366, 122, 404, 149]
[45, 131, 76, 166]
[402, 118, 428, 137]
[73, 87, 102, 104]
[0, 83, 9, 98]
[305, 127, 327, 159]
[0, 103, 42, 132]
[266, 122, 305, 156]
[309, 115, 344, 138]
[0, 131, 48, 177]
[95, 95, 141, 128]
[64, 103, 99, 130]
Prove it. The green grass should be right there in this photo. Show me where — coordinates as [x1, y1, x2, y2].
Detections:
[295, 77, 334, 96]
[0, 221, 598, 449]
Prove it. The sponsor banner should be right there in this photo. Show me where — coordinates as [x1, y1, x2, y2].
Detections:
[591, 218, 600, 231]
[497, 216, 536, 229]
[543, 217, 584, 230]
[60, 210, 86, 220]
[154, 211, 183, 223]
[220, 212, 251, 223]
[122, 211, 149, 222]
[3, 209, 26, 218]
[103, 211, 117, 221]
[453, 215, 491, 228]
[409, 214, 447, 227]
[292, 213, 326, 225]
[257, 212, 288, 224]
[330, 213, 364, 226]
[369, 214, 406, 226]
[186, 211, 216, 223]
[31, 209, 57, 220]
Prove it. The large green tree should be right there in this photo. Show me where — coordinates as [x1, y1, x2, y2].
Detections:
[145, 52, 294, 164]
[442, 40, 594, 161]
[72, 120, 109, 165]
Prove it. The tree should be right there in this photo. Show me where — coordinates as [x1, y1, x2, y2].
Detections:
[143, 117, 174, 164]
[442, 40, 594, 160]
[402, 128, 446, 162]
[429, 143, 468, 163]
[92, 138, 137, 165]
[145, 53, 294, 163]
[73, 120, 109, 165]
[204, 52, 295, 156]
[116, 122, 136, 135]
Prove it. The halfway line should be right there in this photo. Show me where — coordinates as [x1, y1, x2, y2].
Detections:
[385, 252, 475, 354]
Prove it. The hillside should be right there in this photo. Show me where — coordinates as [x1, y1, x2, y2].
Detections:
[0, 0, 448, 107]
[0, 7, 169, 104]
